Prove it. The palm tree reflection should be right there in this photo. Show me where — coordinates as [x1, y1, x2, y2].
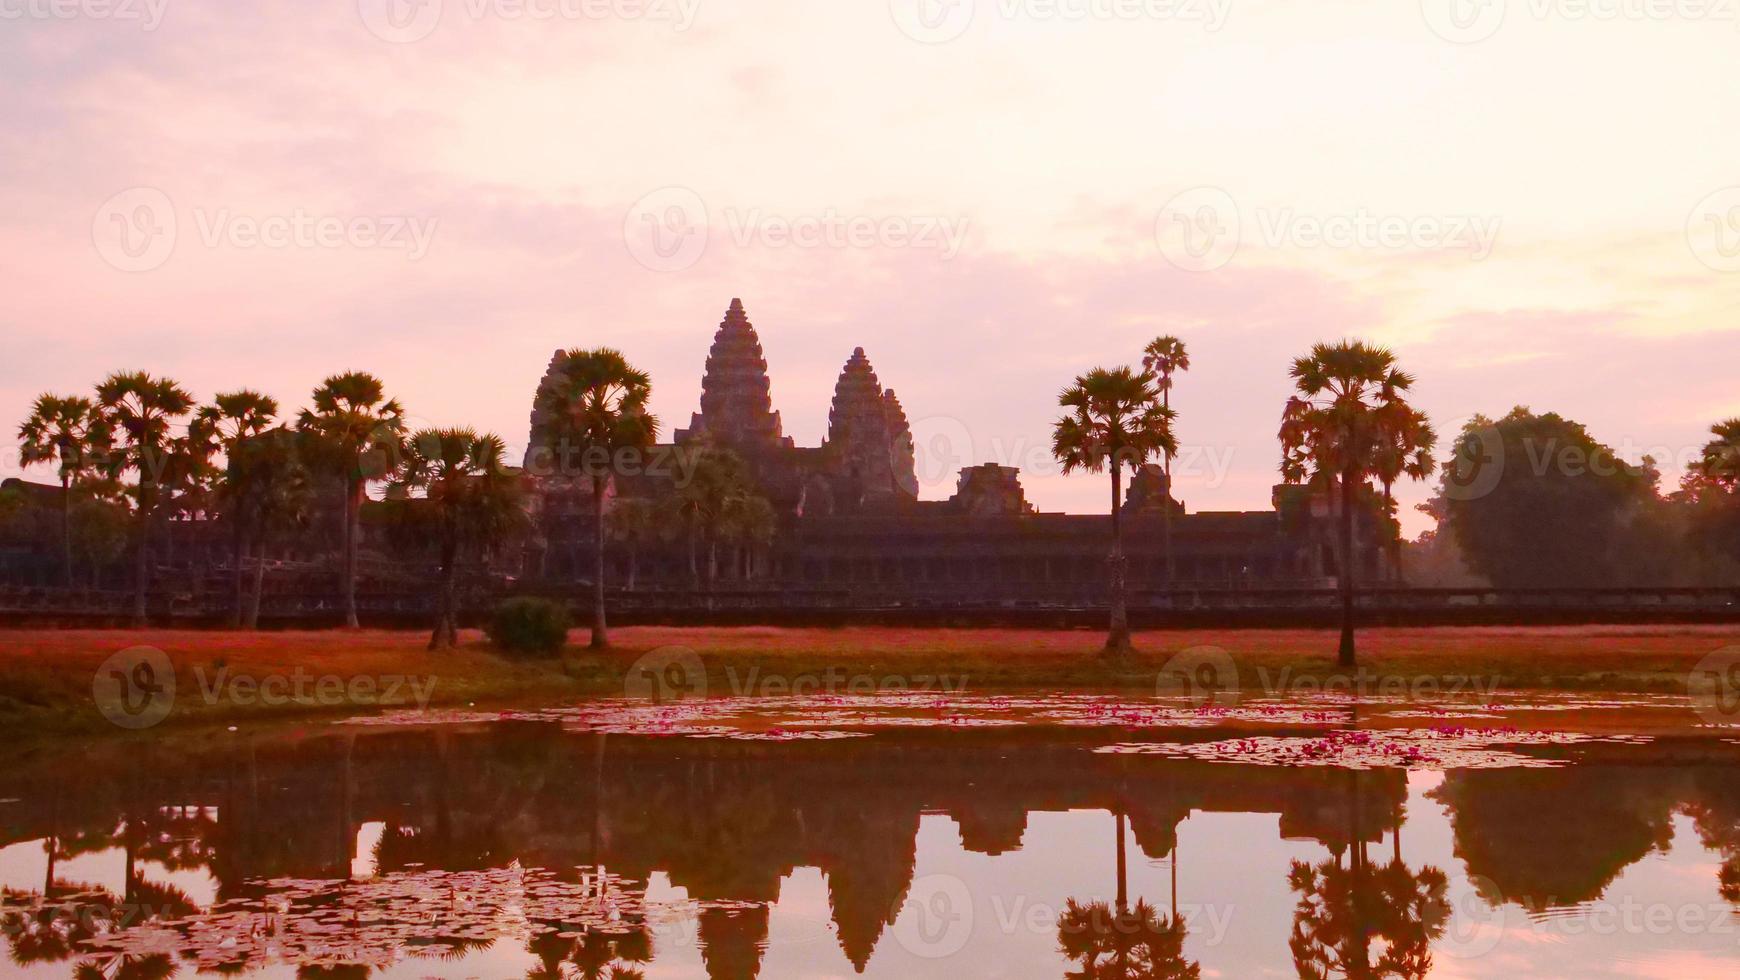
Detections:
[1286, 773, 1448, 980]
[1056, 809, 1200, 979]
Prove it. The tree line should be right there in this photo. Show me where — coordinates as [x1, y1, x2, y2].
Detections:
[1054, 337, 1740, 666]
[17, 338, 1740, 661]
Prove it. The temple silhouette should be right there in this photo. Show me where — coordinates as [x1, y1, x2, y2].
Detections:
[522, 298, 1362, 598]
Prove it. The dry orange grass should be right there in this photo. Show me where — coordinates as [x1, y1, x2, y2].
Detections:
[0, 623, 1735, 734]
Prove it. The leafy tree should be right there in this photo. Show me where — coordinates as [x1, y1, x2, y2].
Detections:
[96, 372, 195, 626]
[1053, 366, 1175, 657]
[1142, 336, 1190, 585]
[671, 446, 758, 587]
[392, 428, 525, 649]
[297, 372, 406, 629]
[1675, 418, 1740, 581]
[198, 391, 279, 625]
[225, 427, 313, 628]
[1432, 408, 1668, 587]
[66, 496, 129, 588]
[533, 349, 658, 648]
[1278, 342, 1424, 667]
[17, 394, 111, 585]
[719, 493, 777, 581]
[608, 496, 676, 591]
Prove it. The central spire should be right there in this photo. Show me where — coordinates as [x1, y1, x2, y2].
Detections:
[676, 298, 788, 451]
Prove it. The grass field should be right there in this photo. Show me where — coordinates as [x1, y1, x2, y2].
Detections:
[0, 623, 1736, 735]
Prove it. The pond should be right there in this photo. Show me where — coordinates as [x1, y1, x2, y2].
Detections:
[4, 692, 1740, 978]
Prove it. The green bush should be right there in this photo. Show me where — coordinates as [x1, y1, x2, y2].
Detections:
[486, 597, 571, 658]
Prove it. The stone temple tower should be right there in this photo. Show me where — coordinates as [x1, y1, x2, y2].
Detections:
[825, 348, 918, 505]
[675, 298, 792, 453]
[882, 388, 919, 497]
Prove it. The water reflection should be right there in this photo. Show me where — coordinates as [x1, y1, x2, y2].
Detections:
[0, 721, 1738, 977]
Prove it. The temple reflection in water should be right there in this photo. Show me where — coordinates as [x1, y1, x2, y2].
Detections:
[4, 725, 1740, 977]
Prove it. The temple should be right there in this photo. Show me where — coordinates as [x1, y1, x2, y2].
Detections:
[524, 298, 1360, 598]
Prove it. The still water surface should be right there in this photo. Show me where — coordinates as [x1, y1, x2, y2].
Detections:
[4, 693, 1740, 978]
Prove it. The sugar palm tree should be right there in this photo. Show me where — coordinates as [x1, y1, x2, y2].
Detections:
[198, 391, 279, 625]
[1371, 404, 1436, 583]
[96, 372, 195, 626]
[534, 349, 658, 648]
[394, 428, 525, 649]
[1142, 336, 1190, 586]
[1278, 342, 1423, 667]
[1053, 366, 1175, 657]
[1057, 897, 1197, 979]
[17, 394, 111, 586]
[226, 427, 312, 629]
[297, 372, 406, 629]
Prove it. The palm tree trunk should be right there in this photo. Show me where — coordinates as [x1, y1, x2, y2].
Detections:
[590, 474, 609, 649]
[1115, 810, 1128, 912]
[1383, 480, 1402, 584]
[430, 532, 457, 650]
[1338, 462, 1358, 668]
[228, 516, 246, 629]
[245, 540, 266, 630]
[343, 477, 361, 629]
[687, 522, 700, 588]
[59, 470, 74, 588]
[130, 484, 151, 628]
[1106, 462, 1131, 655]
[626, 547, 638, 592]
[1162, 388, 1175, 587]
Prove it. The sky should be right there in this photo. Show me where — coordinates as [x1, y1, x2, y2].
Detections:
[5, 0, 1740, 535]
